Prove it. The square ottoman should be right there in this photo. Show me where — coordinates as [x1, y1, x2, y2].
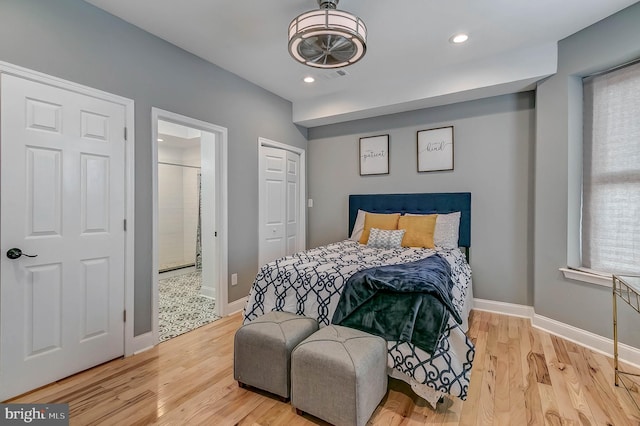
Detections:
[291, 325, 388, 426]
[234, 311, 318, 400]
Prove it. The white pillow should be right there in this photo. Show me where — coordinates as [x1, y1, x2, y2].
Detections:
[349, 209, 367, 241]
[366, 228, 405, 249]
[406, 211, 461, 248]
[434, 212, 461, 248]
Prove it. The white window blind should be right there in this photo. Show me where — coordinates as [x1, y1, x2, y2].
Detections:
[582, 61, 640, 275]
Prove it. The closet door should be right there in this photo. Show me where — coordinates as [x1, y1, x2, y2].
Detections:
[259, 146, 300, 265]
[285, 150, 300, 256]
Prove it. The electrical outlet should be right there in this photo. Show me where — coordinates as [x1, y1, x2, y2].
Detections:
[231, 273, 238, 286]
[308, 198, 313, 208]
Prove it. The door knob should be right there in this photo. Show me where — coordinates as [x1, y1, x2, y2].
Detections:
[6, 248, 38, 260]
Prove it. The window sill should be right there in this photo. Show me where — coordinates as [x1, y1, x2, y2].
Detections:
[560, 267, 612, 288]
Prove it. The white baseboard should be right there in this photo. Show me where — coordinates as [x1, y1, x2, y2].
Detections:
[473, 298, 640, 369]
[131, 331, 155, 355]
[224, 296, 247, 316]
[532, 314, 640, 370]
[473, 298, 535, 318]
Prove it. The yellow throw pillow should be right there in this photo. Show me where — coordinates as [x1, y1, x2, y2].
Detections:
[398, 214, 437, 248]
[359, 213, 400, 244]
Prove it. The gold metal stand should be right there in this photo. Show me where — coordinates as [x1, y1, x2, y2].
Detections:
[612, 274, 640, 410]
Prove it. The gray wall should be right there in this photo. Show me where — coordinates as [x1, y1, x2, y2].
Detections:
[0, 0, 307, 335]
[534, 2, 640, 346]
[2, 0, 637, 347]
[308, 93, 535, 306]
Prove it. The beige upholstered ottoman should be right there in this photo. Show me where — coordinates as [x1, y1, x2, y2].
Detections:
[291, 325, 388, 426]
[234, 311, 318, 400]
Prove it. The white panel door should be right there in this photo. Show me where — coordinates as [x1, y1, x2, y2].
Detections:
[260, 147, 287, 264]
[285, 151, 299, 256]
[0, 74, 126, 400]
[259, 146, 300, 266]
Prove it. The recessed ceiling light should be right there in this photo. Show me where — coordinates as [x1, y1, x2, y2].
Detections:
[450, 33, 469, 44]
[157, 138, 164, 142]
[303, 76, 315, 83]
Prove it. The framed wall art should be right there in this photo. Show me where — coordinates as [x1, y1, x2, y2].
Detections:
[359, 134, 389, 175]
[417, 126, 454, 172]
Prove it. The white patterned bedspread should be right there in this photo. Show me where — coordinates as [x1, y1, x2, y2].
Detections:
[243, 240, 475, 402]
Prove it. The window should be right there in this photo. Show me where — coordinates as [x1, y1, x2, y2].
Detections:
[582, 61, 640, 275]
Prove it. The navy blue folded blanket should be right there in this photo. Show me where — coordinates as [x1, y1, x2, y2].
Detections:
[331, 254, 462, 354]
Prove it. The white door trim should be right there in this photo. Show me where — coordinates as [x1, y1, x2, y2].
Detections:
[258, 137, 306, 267]
[0, 61, 136, 357]
[152, 108, 229, 343]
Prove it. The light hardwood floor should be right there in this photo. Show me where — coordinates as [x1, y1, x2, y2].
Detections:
[8, 310, 640, 425]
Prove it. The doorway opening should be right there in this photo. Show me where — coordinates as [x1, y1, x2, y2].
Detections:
[152, 109, 228, 344]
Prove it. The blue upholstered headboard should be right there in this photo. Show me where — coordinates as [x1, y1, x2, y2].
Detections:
[348, 192, 471, 248]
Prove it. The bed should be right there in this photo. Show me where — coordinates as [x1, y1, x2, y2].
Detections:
[243, 192, 474, 406]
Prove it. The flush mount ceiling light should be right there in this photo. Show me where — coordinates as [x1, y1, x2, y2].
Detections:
[288, 0, 367, 69]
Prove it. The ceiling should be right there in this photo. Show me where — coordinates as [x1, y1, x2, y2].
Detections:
[84, 0, 637, 127]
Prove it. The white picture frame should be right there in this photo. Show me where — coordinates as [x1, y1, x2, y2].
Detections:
[359, 134, 389, 175]
[417, 126, 454, 172]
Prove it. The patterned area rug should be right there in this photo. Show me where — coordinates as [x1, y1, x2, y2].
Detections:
[159, 271, 220, 342]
